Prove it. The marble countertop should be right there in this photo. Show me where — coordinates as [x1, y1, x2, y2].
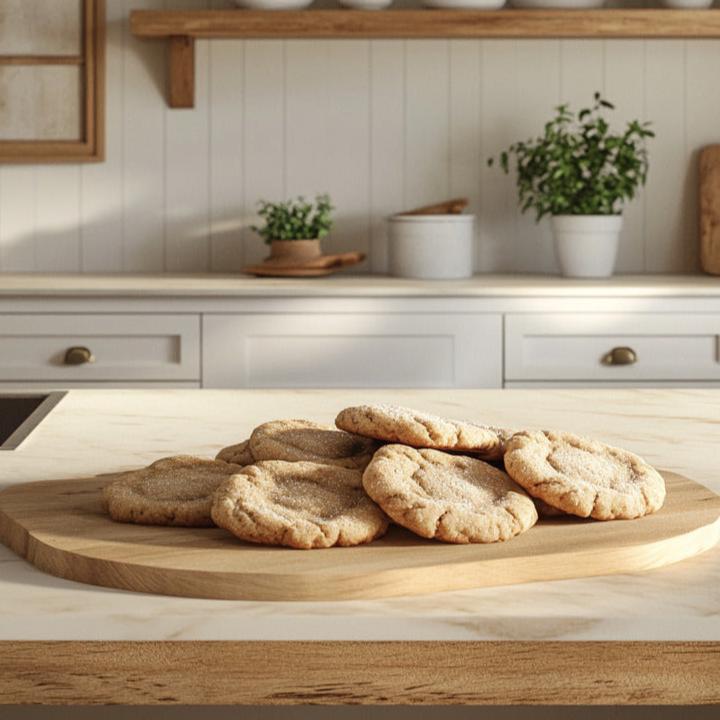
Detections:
[1, 388, 718, 642]
[1, 272, 720, 297]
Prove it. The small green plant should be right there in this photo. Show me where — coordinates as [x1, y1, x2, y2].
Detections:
[252, 194, 334, 244]
[488, 93, 654, 220]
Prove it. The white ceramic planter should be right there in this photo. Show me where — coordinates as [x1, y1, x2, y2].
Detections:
[388, 215, 475, 280]
[551, 215, 623, 279]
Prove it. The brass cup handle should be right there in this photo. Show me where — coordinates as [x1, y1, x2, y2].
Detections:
[64, 346, 95, 366]
[601, 346, 637, 366]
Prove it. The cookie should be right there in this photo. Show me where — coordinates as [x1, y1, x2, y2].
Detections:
[533, 497, 566, 518]
[336, 404, 507, 461]
[503, 431, 666, 520]
[362, 445, 538, 544]
[216, 439, 254, 466]
[103, 455, 244, 527]
[212, 460, 389, 549]
[248, 419, 378, 470]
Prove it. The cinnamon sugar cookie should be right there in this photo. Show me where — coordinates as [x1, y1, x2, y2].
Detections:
[211, 461, 389, 549]
[216, 439, 254, 466]
[336, 404, 507, 461]
[249, 419, 377, 470]
[503, 431, 666, 520]
[362, 445, 537, 543]
[103, 455, 244, 527]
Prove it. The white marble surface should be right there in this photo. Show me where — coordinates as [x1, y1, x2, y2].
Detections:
[1, 273, 720, 297]
[0, 389, 718, 642]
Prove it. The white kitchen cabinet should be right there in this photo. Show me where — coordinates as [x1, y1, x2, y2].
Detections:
[202, 313, 503, 388]
[0, 315, 200, 382]
[505, 313, 720, 382]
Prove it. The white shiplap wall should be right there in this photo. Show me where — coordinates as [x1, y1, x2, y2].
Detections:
[0, 0, 718, 274]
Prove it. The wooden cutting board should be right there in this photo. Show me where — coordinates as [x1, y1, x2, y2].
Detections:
[700, 144, 720, 274]
[0, 471, 718, 601]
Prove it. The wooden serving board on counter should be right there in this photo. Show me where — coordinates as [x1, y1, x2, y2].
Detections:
[0, 471, 718, 601]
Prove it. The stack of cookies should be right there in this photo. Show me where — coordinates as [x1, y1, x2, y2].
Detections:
[103, 404, 666, 550]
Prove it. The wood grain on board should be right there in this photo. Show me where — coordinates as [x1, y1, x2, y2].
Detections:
[0, 471, 718, 602]
[700, 145, 720, 275]
[0, 640, 718, 705]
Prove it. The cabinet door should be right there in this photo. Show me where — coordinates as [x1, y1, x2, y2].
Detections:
[505, 313, 720, 382]
[202, 314, 502, 389]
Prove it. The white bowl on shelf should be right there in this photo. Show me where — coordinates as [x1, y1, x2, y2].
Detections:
[232, 0, 313, 9]
[340, 0, 393, 8]
[424, 0, 506, 7]
[511, 0, 604, 7]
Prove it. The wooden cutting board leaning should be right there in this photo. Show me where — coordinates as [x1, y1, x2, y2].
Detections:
[0, 470, 718, 601]
[700, 144, 720, 274]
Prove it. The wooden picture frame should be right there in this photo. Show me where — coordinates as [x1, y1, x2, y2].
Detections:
[0, 0, 105, 164]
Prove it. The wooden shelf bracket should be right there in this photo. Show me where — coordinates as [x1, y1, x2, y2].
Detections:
[168, 36, 195, 109]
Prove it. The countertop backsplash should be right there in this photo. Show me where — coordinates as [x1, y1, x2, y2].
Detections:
[0, 0, 715, 276]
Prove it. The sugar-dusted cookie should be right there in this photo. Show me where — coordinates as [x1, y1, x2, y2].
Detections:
[212, 461, 389, 549]
[533, 497, 566, 518]
[362, 445, 537, 544]
[504, 431, 666, 520]
[249, 419, 378, 470]
[103, 455, 244, 527]
[335, 404, 507, 461]
[216, 439, 254, 466]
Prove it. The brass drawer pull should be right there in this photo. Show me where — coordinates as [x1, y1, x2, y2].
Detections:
[602, 346, 637, 366]
[64, 346, 95, 366]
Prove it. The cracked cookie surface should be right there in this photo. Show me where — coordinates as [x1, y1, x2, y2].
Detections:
[103, 455, 244, 527]
[211, 460, 389, 549]
[216, 439, 254, 466]
[248, 419, 378, 470]
[335, 404, 507, 461]
[503, 431, 666, 520]
[362, 445, 537, 543]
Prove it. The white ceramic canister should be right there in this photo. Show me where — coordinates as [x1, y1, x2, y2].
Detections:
[388, 214, 475, 280]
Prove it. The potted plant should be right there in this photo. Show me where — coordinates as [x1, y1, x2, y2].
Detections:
[489, 93, 654, 278]
[252, 194, 334, 266]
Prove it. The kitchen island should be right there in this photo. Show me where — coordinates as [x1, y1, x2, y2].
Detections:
[0, 389, 718, 705]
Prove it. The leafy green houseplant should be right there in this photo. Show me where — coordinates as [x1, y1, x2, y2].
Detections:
[489, 94, 653, 278]
[252, 194, 333, 244]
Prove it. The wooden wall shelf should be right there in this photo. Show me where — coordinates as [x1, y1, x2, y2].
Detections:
[130, 9, 720, 108]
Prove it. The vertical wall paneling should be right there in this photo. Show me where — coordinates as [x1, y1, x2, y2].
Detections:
[513, 40, 561, 274]
[164, 0, 211, 273]
[644, 41, 690, 273]
[241, 40, 285, 267]
[449, 41, 482, 273]
[122, 0, 166, 272]
[478, 40, 518, 272]
[208, 1, 244, 273]
[369, 40, 404, 274]
[685, 40, 720, 274]
[324, 40, 370, 265]
[0, 7, 716, 277]
[34, 165, 81, 272]
[605, 40, 646, 272]
[0, 166, 36, 271]
[404, 41, 451, 210]
[80, 0, 124, 272]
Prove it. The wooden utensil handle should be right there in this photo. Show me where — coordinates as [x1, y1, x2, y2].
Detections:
[400, 198, 469, 216]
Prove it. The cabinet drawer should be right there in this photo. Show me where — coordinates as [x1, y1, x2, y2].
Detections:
[0, 315, 199, 381]
[505, 313, 720, 382]
[203, 313, 502, 388]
